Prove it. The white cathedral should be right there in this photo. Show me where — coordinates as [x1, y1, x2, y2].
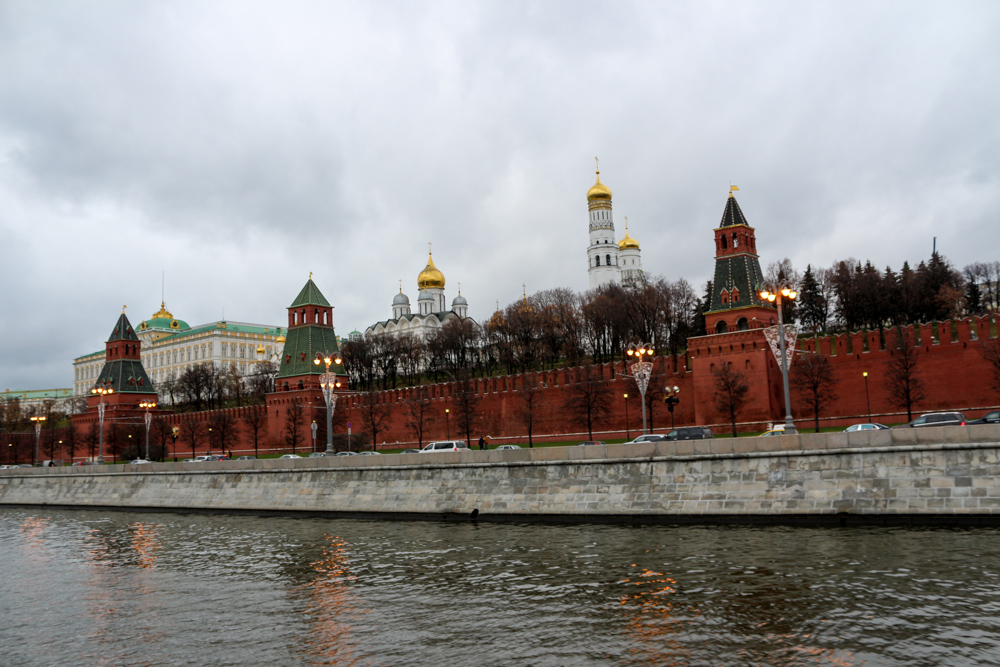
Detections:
[586, 165, 643, 289]
[364, 252, 473, 339]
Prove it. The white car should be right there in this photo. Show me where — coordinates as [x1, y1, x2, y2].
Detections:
[129, 459, 153, 464]
[183, 455, 211, 463]
[625, 434, 666, 444]
[358, 451, 381, 455]
[280, 454, 303, 459]
[495, 444, 521, 450]
[419, 441, 469, 453]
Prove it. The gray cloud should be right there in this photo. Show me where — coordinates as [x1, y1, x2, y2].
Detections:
[1, 0, 997, 389]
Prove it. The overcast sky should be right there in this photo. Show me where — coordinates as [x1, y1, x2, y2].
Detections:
[1, 0, 997, 391]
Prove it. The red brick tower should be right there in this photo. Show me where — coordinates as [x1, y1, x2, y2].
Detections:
[703, 189, 777, 334]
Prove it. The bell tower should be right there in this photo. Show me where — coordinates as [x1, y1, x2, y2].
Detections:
[586, 159, 621, 290]
[703, 188, 776, 334]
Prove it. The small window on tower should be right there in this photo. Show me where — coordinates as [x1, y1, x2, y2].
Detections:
[720, 235, 728, 250]
[732, 233, 738, 248]
[596, 256, 601, 266]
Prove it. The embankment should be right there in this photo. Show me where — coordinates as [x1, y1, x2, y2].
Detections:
[3, 425, 1000, 526]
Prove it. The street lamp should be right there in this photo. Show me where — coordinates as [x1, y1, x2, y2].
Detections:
[91, 379, 114, 464]
[445, 408, 451, 439]
[758, 284, 799, 433]
[626, 343, 654, 435]
[863, 371, 872, 423]
[29, 416, 46, 466]
[313, 352, 343, 455]
[623, 393, 630, 441]
[663, 386, 680, 429]
[139, 400, 157, 460]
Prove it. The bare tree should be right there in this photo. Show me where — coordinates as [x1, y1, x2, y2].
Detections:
[358, 390, 392, 450]
[180, 412, 206, 459]
[885, 326, 926, 422]
[713, 363, 750, 437]
[284, 401, 305, 454]
[791, 352, 840, 432]
[564, 365, 613, 440]
[209, 410, 240, 456]
[515, 376, 543, 447]
[450, 378, 481, 448]
[243, 406, 268, 458]
[981, 338, 1000, 400]
[63, 418, 77, 462]
[404, 387, 434, 447]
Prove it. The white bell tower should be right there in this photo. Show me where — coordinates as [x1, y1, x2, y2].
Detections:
[586, 159, 621, 290]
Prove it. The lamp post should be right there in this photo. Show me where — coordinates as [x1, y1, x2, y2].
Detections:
[757, 284, 799, 433]
[90, 379, 114, 464]
[863, 371, 872, 423]
[139, 400, 157, 460]
[623, 393, 630, 441]
[626, 343, 654, 435]
[29, 416, 46, 466]
[664, 386, 680, 429]
[313, 352, 343, 455]
[445, 408, 451, 439]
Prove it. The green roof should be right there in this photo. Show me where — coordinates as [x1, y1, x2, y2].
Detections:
[139, 317, 191, 331]
[107, 313, 140, 342]
[95, 359, 156, 394]
[289, 279, 331, 308]
[276, 325, 347, 379]
[1, 388, 73, 401]
[156, 322, 284, 343]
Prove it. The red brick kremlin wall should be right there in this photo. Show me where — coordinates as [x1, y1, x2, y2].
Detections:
[54, 313, 1000, 459]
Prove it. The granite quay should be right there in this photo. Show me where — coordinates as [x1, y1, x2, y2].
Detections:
[3, 425, 1000, 526]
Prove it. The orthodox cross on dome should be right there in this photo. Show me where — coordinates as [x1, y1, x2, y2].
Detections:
[399, 279, 403, 293]
[428, 242, 432, 254]
[595, 156, 599, 173]
[458, 282, 461, 295]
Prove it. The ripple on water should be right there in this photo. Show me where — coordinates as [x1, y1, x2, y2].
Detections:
[2, 512, 1000, 666]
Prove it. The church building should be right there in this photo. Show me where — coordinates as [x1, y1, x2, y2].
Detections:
[586, 164, 644, 289]
[365, 251, 474, 339]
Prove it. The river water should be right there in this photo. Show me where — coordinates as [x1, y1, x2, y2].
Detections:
[2, 509, 999, 666]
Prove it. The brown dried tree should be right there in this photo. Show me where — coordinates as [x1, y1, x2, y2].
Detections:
[713, 363, 750, 437]
[884, 326, 926, 422]
[791, 352, 840, 432]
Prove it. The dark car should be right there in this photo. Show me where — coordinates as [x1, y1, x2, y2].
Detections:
[898, 412, 968, 428]
[663, 427, 714, 440]
[577, 441, 606, 446]
[969, 411, 1000, 425]
[335, 451, 358, 456]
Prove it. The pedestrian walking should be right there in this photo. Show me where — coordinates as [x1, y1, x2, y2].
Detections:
[478, 436, 486, 451]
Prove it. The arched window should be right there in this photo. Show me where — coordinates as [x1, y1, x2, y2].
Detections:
[720, 289, 729, 304]
[720, 235, 727, 250]
[293, 311, 298, 325]
[596, 256, 601, 266]
[716, 320, 728, 334]
[732, 289, 740, 303]
[732, 233, 738, 248]
[737, 317, 749, 330]
[606, 254, 612, 266]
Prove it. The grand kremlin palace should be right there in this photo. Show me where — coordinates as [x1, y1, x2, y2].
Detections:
[72, 302, 287, 398]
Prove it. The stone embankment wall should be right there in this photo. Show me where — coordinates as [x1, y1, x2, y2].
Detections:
[3, 425, 1000, 525]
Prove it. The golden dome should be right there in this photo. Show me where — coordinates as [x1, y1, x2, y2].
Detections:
[256, 344, 266, 354]
[618, 216, 640, 250]
[587, 170, 612, 202]
[276, 335, 286, 344]
[417, 253, 445, 290]
[151, 301, 173, 319]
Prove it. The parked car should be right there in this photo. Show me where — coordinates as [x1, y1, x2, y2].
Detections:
[577, 441, 605, 446]
[420, 441, 470, 453]
[279, 454, 303, 459]
[625, 434, 666, 444]
[184, 455, 211, 462]
[71, 461, 98, 466]
[496, 444, 522, 450]
[204, 455, 229, 461]
[845, 423, 890, 432]
[358, 451, 381, 456]
[969, 411, 1000, 425]
[308, 452, 330, 457]
[759, 430, 785, 437]
[235, 455, 257, 460]
[402, 449, 422, 454]
[662, 427, 714, 441]
[129, 459, 153, 464]
[334, 451, 358, 456]
[897, 412, 968, 428]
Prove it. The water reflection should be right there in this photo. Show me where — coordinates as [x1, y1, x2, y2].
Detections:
[293, 534, 370, 666]
[1, 511, 1000, 667]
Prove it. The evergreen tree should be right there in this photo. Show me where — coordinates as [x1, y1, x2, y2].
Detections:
[798, 265, 827, 332]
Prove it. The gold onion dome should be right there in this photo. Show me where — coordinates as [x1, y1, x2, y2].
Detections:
[618, 228, 640, 250]
[417, 253, 445, 290]
[151, 301, 173, 319]
[587, 170, 612, 202]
